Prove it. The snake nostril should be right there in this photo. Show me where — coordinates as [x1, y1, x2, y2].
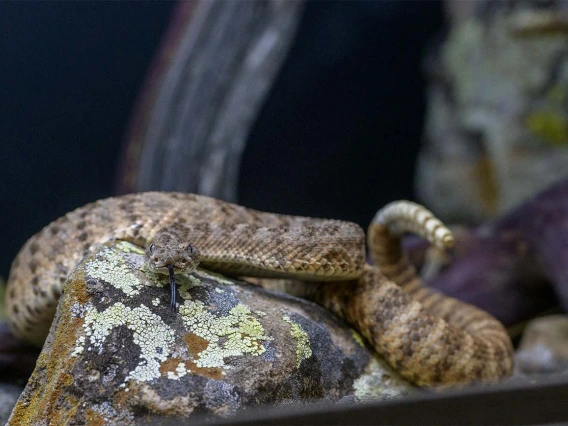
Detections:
[153, 257, 159, 263]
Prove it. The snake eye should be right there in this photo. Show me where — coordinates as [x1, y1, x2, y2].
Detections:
[149, 243, 155, 253]
[188, 245, 194, 254]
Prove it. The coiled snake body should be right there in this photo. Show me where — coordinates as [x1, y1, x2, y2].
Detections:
[6, 192, 513, 387]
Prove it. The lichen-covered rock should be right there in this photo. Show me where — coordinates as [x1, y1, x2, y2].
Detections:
[417, 0, 568, 223]
[8, 242, 412, 424]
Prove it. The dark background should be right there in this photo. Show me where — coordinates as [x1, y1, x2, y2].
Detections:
[241, 1, 444, 225]
[1, 1, 443, 278]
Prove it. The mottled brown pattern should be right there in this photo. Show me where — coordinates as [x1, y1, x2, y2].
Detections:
[311, 265, 513, 386]
[145, 232, 200, 276]
[364, 201, 514, 385]
[5, 193, 513, 387]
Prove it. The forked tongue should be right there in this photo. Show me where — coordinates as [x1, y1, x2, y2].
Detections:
[168, 264, 176, 311]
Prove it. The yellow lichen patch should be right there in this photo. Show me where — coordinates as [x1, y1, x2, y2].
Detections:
[473, 155, 499, 216]
[282, 315, 312, 368]
[85, 247, 142, 296]
[525, 110, 568, 146]
[61, 371, 74, 387]
[350, 329, 366, 348]
[141, 269, 166, 288]
[176, 275, 202, 300]
[179, 300, 269, 369]
[115, 240, 145, 255]
[63, 268, 90, 304]
[85, 408, 105, 426]
[111, 388, 131, 412]
[10, 269, 91, 424]
[74, 302, 175, 384]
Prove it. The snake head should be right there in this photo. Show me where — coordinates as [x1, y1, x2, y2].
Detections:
[145, 232, 201, 275]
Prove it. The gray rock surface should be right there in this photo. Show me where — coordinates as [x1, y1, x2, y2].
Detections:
[516, 315, 568, 375]
[8, 241, 412, 424]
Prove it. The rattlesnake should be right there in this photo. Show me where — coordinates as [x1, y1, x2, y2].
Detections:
[5, 192, 514, 387]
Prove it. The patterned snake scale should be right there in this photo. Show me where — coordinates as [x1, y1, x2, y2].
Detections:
[6, 192, 513, 387]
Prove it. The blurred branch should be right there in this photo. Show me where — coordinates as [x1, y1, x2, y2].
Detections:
[117, 0, 305, 200]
